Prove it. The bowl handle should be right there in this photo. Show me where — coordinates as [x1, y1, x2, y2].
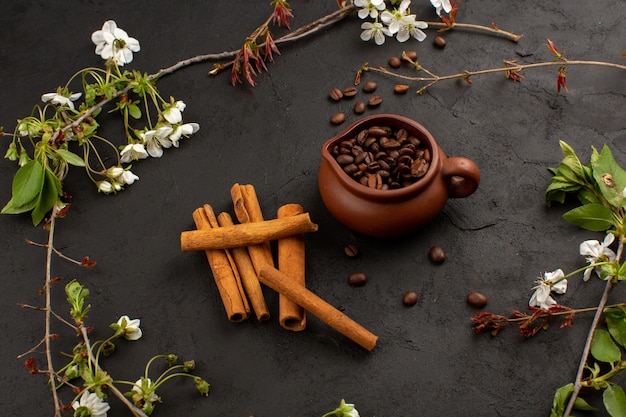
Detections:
[441, 157, 481, 198]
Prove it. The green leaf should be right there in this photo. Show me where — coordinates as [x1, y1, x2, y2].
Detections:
[577, 189, 604, 206]
[562, 204, 615, 231]
[30, 169, 61, 226]
[56, 149, 85, 167]
[591, 329, 621, 363]
[12, 160, 44, 207]
[605, 306, 626, 347]
[1, 196, 38, 214]
[128, 103, 142, 119]
[591, 144, 626, 209]
[604, 385, 626, 417]
[574, 396, 597, 411]
[551, 383, 574, 417]
[558, 140, 587, 179]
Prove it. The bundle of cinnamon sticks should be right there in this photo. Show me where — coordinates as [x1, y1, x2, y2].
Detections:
[180, 183, 378, 351]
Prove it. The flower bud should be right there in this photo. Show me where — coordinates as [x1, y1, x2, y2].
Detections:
[142, 401, 156, 415]
[65, 364, 80, 380]
[183, 360, 195, 372]
[97, 181, 114, 194]
[166, 354, 178, 367]
[4, 143, 18, 161]
[194, 377, 210, 396]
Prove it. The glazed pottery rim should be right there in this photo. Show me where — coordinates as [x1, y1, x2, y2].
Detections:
[321, 113, 441, 199]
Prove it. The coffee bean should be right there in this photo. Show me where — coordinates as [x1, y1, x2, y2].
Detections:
[467, 291, 488, 308]
[343, 86, 358, 98]
[433, 36, 447, 49]
[330, 112, 346, 125]
[348, 272, 367, 286]
[353, 101, 366, 114]
[329, 88, 343, 101]
[331, 125, 431, 190]
[402, 291, 419, 306]
[344, 244, 360, 258]
[388, 56, 402, 68]
[368, 95, 383, 107]
[362, 81, 378, 93]
[429, 246, 446, 264]
[394, 84, 410, 94]
[402, 50, 418, 62]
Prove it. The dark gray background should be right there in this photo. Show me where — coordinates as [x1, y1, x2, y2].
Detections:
[1, 1, 625, 416]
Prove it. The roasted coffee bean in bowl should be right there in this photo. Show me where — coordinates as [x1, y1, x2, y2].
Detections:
[318, 114, 481, 238]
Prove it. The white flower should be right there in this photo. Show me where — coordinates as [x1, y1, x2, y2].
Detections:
[529, 269, 567, 310]
[360, 21, 392, 45]
[120, 143, 149, 163]
[91, 20, 140, 65]
[132, 377, 161, 406]
[169, 122, 200, 146]
[396, 15, 428, 42]
[98, 180, 114, 194]
[380, 0, 411, 34]
[115, 315, 142, 340]
[354, 0, 386, 19]
[72, 391, 110, 417]
[580, 233, 616, 281]
[142, 126, 174, 158]
[430, 0, 452, 16]
[119, 169, 139, 185]
[162, 100, 186, 124]
[41, 91, 82, 110]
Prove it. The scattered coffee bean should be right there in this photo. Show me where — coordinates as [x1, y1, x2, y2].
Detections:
[329, 87, 343, 101]
[362, 81, 378, 93]
[331, 125, 431, 189]
[344, 244, 360, 258]
[388, 56, 402, 68]
[368, 95, 383, 107]
[402, 50, 418, 62]
[343, 86, 358, 98]
[467, 291, 488, 308]
[331, 112, 346, 125]
[402, 291, 419, 306]
[394, 84, 410, 94]
[348, 272, 368, 287]
[433, 35, 447, 49]
[353, 101, 366, 114]
[429, 245, 446, 264]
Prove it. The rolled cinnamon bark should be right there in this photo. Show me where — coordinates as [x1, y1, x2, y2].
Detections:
[217, 211, 270, 322]
[258, 266, 378, 351]
[230, 183, 274, 272]
[277, 204, 306, 332]
[180, 213, 318, 251]
[192, 207, 249, 322]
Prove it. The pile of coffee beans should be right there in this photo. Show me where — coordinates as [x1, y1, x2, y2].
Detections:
[330, 125, 431, 190]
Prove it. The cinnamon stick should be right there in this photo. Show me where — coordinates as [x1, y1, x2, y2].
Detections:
[258, 266, 378, 351]
[180, 213, 318, 251]
[217, 211, 270, 322]
[192, 207, 249, 322]
[230, 183, 274, 272]
[277, 204, 306, 331]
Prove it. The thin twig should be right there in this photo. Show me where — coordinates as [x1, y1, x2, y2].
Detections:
[369, 59, 626, 93]
[26, 239, 84, 266]
[563, 242, 623, 416]
[44, 209, 63, 417]
[426, 21, 523, 42]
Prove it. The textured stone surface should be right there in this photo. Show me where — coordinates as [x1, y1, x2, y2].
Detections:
[1, 1, 625, 416]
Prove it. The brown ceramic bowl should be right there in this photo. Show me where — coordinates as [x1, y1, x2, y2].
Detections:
[318, 114, 480, 238]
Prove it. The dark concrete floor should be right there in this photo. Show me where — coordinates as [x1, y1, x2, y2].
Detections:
[1, 1, 625, 416]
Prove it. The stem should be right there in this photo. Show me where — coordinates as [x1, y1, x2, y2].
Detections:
[426, 21, 523, 42]
[44, 208, 63, 417]
[563, 242, 624, 416]
[79, 326, 149, 417]
[369, 60, 626, 93]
